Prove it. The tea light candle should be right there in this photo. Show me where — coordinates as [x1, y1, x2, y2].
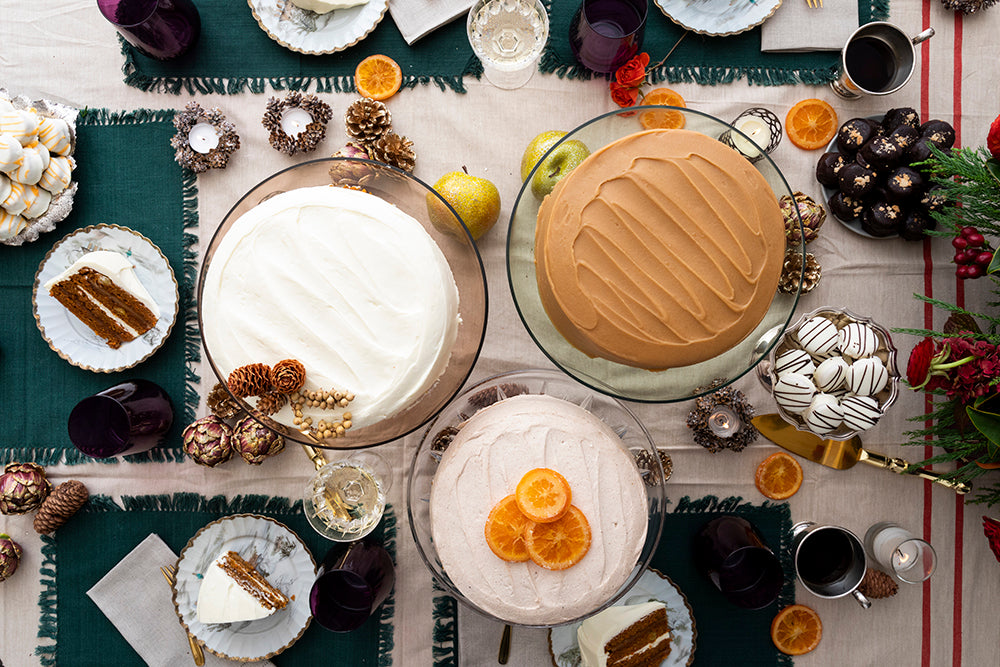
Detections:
[281, 107, 313, 138]
[708, 405, 741, 438]
[187, 122, 220, 154]
[865, 522, 937, 583]
[731, 116, 769, 159]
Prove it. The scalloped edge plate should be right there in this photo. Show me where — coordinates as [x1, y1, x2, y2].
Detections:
[172, 514, 317, 662]
[32, 224, 179, 372]
[654, 0, 782, 37]
[249, 0, 388, 55]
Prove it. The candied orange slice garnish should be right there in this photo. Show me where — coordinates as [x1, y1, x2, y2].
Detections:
[754, 452, 804, 500]
[524, 505, 591, 570]
[639, 87, 687, 130]
[484, 494, 531, 562]
[785, 98, 838, 150]
[515, 468, 572, 523]
[355, 54, 402, 101]
[771, 604, 823, 655]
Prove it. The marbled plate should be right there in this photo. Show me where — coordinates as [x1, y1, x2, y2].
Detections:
[654, 0, 782, 37]
[172, 514, 317, 661]
[249, 0, 388, 55]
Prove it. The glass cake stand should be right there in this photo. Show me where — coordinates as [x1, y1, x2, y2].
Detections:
[197, 158, 488, 449]
[507, 107, 806, 403]
[407, 369, 669, 628]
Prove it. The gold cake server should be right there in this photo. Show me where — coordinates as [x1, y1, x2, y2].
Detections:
[751, 414, 970, 494]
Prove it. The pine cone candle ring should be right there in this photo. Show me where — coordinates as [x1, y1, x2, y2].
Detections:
[234, 416, 286, 464]
[0, 533, 21, 582]
[271, 359, 306, 393]
[778, 250, 822, 295]
[33, 480, 89, 534]
[345, 97, 392, 145]
[169, 101, 241, 173]
[262, 92, 333, 156]
[227, 363, 273, 399]
[0, 462, 51, 514]
[182, 416, 234, 467]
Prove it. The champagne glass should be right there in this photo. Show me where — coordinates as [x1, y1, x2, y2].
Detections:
[302, 447, 392, 542]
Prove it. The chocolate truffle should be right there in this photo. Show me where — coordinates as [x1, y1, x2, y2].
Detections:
[920, 120, 956, 150]
[860, 135, 903, 168]
[828, 192, 865, 222]
[861, 199, 905, 237]
[838, 163, 878, 198]
[886, 166, 925, 201]
[919, 185, 947, 212]
[836, 118, 877, 154]
[882, 107, 920, 132]
[816, 152, 848, 187]
[854, 148, 879, 174]
[906, 139, 933, 165]
[899, 210, 935, 241]
[888, 124, 919, 151]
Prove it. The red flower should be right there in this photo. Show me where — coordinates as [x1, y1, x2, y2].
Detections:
[983, 516, 1000, 563]
[906, 338, 936, 388]
[614, 52, 650, 88]
[987, 113, 1000, 160]
[609, 81, 640, 109]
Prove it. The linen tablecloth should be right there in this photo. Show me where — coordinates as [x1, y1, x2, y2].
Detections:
[2, 1, 999, 665]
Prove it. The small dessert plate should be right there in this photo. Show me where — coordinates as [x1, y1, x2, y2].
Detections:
[172, 514, 317, 662]
[32, 224, 179, 372]
[655, 0, 782, 37]
[548, 568, 697, 666]
[249, 0, 388, 55]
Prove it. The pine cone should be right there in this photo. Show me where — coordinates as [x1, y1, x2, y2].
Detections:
[271, 359, 306, 393]
[345, 98, 392, 145]
[368, 132, 415, 172]
[634, 449, 673, 486]
[227, 363, 272, 398]
[940, 0, 996, 14]
[33, 480, 89, 534]
[207, 382, 243, 420]
[778, 250, 821, 294]
[256, 390, 288, 416]
[857, 568, 899, 599]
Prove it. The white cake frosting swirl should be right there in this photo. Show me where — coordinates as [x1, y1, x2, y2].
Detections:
[429, 394, 648, 625]
[200, 185, 460, 428]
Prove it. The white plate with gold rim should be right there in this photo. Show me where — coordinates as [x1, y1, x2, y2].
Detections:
[655, 0, 782, 37]
[249, 0, 389, 55]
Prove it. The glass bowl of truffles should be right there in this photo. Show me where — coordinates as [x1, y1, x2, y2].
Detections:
[756, 306, 899, 440]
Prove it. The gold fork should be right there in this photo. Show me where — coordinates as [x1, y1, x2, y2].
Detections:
[805, 0, 824, 7]
[160, 564, 206, 666]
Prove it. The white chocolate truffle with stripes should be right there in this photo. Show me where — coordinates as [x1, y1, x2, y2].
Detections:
[796, 316, 840, 356]
[847, 357, 889, 396]
[773, 372, 816, 415]
[10, 145, 45, 185]
[0, 135, 24, 173]
[775, 348, 816, 377]
[839, 322, 879, 359]
[0, 172, 10, 204]
[1, 179, 27, 216]
[39, 155, 74, 194]
[841, 395, 882, 432]
[0, 110, 40, 146]
[36, 117, 72, 156]
[813, 356, 849, 392]
[804, 393, 844, 435]
[21, 185, 51, 219]
[0, 209, 27, 241]
[0, 95, 13, 113]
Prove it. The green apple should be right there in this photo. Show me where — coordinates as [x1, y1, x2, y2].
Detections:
[530, 139, 590, 199]
[427, 168, 501, 241]
[520, 130, 567, 182]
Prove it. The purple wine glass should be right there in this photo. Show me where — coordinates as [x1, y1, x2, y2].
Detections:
[310, 538, 395, 632]
[694, 515, 784, 610]
[68, 379, 174, 458]
[569, 0, 648, 74]
[96, 0, 201, 60]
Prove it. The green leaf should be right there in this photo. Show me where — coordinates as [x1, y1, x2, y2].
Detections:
[966, 403, 1000, 459]
[990, 247, 1000, 276]
[986, 157, 1000, 187]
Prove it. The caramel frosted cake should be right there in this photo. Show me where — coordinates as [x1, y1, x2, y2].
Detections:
[535, 128, 785, 370]
[577, 601, 672, 667]
[197, 550, 289, 624]
[44, 250, 160, 349]
[200, 185, 460, 428]
[429, 394, 648, 626]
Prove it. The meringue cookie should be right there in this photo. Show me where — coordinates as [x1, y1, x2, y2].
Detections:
[813, 356, 850, 392]
[0, 209, 26, 241]
[39, 155, 74, 194]
[21, 185, 51, 219]
[1, 179, 27, 215]
[0, 95, 13, 113]
[839, 322, 879, 359]
[0, 110, 40, 145]
[36, 117, 72, 156]
[0, 172, 10, 204]
[773, 372, 816, 415]
[847, 357, 889, 396]
[796, 316, 840, 356]
[804, 393, 844, 435]
[841, 395, 882, 432]
[0, 135, 24, 172]
[10, 145, 45, 185]
[775, 348, 816, 377]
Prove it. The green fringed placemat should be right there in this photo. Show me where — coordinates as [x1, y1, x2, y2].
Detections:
[0, 109, 198, 466]
[541, 0, 890, 86]
[432, 494, 795, 666]
[36, 494, 396, 666]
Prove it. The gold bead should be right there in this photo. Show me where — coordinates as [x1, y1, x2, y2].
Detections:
[346, 393, 355, 402]
[293, 417, 302, 425]
[336, 425, 345, 435]
[323, 429, 332, 438]
[343, 411, 352, 421]
[343, 419, 352, 429]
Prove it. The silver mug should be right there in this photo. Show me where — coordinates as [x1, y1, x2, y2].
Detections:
[831, 22, 935, 99]
[791, 521, 871, 608]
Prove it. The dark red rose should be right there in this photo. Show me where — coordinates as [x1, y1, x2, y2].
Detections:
[983, 516, 1000, 563]
[609, 81, 640, 109]
[614, 52, 650, 88]
[988, 113, 1000, 160]
[907, 338, 937, 389]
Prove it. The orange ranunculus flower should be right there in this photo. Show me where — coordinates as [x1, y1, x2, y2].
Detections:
[609, 81, 640, 108]
[614, 52, 650, 88]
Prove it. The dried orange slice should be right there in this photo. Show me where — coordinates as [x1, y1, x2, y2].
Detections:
[639, 88, 687, 130]
[484, 495, 531, 562]
[355, 54, 402, 101]
[770, 604, 822, 655]
[525, 505, 591, 570]
[515, 468, 571, 523]
[785, 98, 838, 150]
[754, 452, 803, 500]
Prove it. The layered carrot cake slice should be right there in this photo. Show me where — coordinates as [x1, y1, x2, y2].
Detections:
[196, 550, 289, 624]
[578, 601, 672, 667]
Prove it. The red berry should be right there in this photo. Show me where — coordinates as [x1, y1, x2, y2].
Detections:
[962, 226, 979, 238]
[967, 232, 986, 247]
[952, 236, 969, 250]
[976, 251, 995, 266]
[968, 264, 984, 279]
[954, 249, 972, 264]
[956, 265, 972, 279]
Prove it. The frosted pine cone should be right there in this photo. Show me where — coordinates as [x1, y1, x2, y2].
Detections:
[368, 132, 415, 172]
[778, 250, 821, 294]
[345, 98, 391, 145]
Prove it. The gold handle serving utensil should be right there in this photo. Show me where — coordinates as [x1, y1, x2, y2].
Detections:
[805, 0, 824, 8]
[159, 564, 205, 666]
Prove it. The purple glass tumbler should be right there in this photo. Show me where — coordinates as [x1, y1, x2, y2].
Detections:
[96, 0, 201, 60]
[693, 515, 784, 610]
[68, 379, 174, 459]
[310, 539, 395, 632]
[569, 0, 648, 74]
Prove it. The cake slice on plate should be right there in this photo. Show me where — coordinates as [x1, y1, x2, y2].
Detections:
[196, 550, 289, 624]
[577, 601, 672, 667]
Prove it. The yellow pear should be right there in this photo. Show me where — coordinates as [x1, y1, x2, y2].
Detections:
[427, 168, 501, 241]
[520, 130, 567, 182]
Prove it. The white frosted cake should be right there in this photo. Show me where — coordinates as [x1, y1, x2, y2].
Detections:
[196, 551, 289, 624]
[200, 185, 461, 428]
[429, 394, 648, 625]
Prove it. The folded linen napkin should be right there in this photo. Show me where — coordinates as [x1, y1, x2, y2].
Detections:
[87, 533, 274, 667]
[388, 0, 475, 45]
[760, 0, 859, 52]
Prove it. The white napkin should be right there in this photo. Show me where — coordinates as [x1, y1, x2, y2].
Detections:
[86, 534, 274, 667]
[388, 0, 475, 45]
[760, 0, 859, 52]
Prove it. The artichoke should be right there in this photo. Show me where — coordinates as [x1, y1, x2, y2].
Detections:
[233, 416, 285, 465]
[0, 462, 51, 514]
[182, 416, 234, 467]
[780, 191, 827, 245]
[328, 143, 375, 187]
[0, 533, 22, 582]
